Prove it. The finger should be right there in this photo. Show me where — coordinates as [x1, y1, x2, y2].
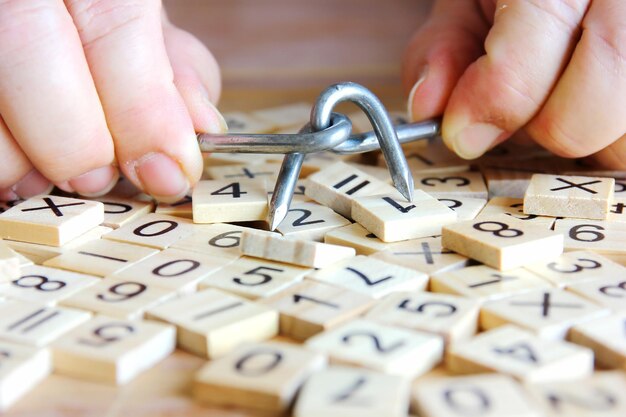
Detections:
[0, 0, 118, 196]
[590, 134, 626, 169]
[402, 0, 489, 122]
[441, 0, 590, 160]
[526, 0, 626, 159]
[66, 0, 205, 202]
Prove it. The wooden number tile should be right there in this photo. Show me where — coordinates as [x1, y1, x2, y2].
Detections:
[44, 239, 158, 277]
[61, 277, 176, 320]
[566, 276, 626, 312]
[199, 256, 310, 299]
[347, 162, 394, 182]
[305, 319, 443, 378]
[13, 251, 33, 268]
[222, 111, 276, 134]
[171, 223, 251, 260]
[447, 325, 594, 383]
[252, 102, 312, 129]
[300, 152, 345, 177]
[527, 371, 626, 417]
[323, 223, 393, 255]
[155, 195, 192, 219]
[569, 313, 626, 370]
[192, 179, 268, 223]
[0, 341, 51, 411]
[305, 161, 396, 217]
[194, 341, 326, 413]
[413, 374, 540, 417]
[240, 229, 356, 268]
[0, 240, 21, 282]
[204, 163, 281, 182]
[525, 250, 626, 287]
[414, 171, 488, 199]
[365, 292, 480, 345]
[306, 255, 428, 299]
[442, 214, 564, 270]
[294, 366, 410, 417]
[0, 265, 98, 306]
[0, 300, 90, 347]
[431, 265, 552, 301]
[203, 153, 272, 169]
[103, 213, 194, 249]
[146, 288, 278, 358]
[481, 167, 533, 199]
[480, 288, 609, 340]
[554, 219, 626, 256]
[52, 315, 175, 385]
[371, 236, 470, 276]
[404, 140, 471, 175]
[260, 280, 374, 341]
[276, 202, 350, 242]
[476, 197, 556, 228]
[437, 196, 487, 221]
[608, 196, 626, 222]
[352, 190, 457, 242]
[93, 196, 154, 229]
[0, 195, 104, 246]
[268, 179, 311, 204]
[524, 174, 614, 220]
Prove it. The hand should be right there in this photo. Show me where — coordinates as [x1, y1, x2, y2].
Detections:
[403, 0, 626, 168]
[0, 0, 224, 202]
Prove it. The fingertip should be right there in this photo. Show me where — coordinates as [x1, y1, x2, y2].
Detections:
[131, 152, 192, 203]
[11, 169, 53, 199]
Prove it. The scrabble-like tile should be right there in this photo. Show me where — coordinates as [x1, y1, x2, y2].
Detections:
[569, 313, 626, 370]
[365, 292, 480, 344]
[306, 319, 443, 378]
[0, 240, 21, 282]
[324, 223, 393, 255]
[52, 315, 175, 385]
[482, 167, 533, 198]
[524, 174, 614, 220]
[447, 325, 594, 383]
[403, 140, 471, 175]
[294, 366, 410, 417]
[305, 161, 396, 217]
[251, 102, 312, 129]
[0, 265, 98, 306]
[199, 256, 310, 299]
[477, 196, 556, 227]
[260, 280, 374, 341]
[222, 111, 276, 134]
[566, 276, 626, 312]
[414, 171, 488, 199]
[146, 289, 278, 358]
[276, 202, 350, 241]
[0, 195, 104, 246]
[192, 179, 268, 223]
[194, 341, 326, 413]
[170, 223, 251, 260]
[352, 190, 457, 242]
[60, 277, 176, 320]
[431, 265, 552, 301]
[609, 197, 626, 222]
[347, 162, 394, 182]
[155, 195, 192, 219]
[300, 152, 345, 177]
[442, 214, 564, 270]
[93, 196, 154, 229]
[204, 163, 281, 182]
[268, 179, 311, 204]
[436, 196, 487, 221]
[240, 229, 355, 268]
[0, 341, 51, 411]
[306, 255, 428, 299]
[554, 219, 626, 256]
[44, 239, 158, 277]
[103, 213, 194, 249]
[412, 374, 540, 417]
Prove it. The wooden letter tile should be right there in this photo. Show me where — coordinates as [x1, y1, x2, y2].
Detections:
[192, 179, 268, 223]
[103, 213, 194, 249]
[276, 202, 350, 241]
[324, 223, 393, 255]
[414, 171, 488, 199]
[569, 313, 626, 370]
[0, 341, 51, 411]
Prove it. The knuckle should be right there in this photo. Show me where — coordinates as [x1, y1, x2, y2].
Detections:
[585, 25, 626, 70]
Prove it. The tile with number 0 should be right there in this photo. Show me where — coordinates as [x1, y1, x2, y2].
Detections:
[436, 196, 487, 221]
[324, 223, 393, 255]
[554, 219, 626, 256]
[192, 179, 268, 223]
[477, 196, 556, 228]
[0, 341, 51, 411]
[276, 202, 350, 241]
[569, 313, 626, 370]
[414, 171, 488, 199]
[566, 276, 626, 312]
[103, 213, 194, 249]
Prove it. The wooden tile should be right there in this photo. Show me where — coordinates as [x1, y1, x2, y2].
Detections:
[52, 315, 175, 385]
[403, 140, 471, 175]
[477, 196, 556, 228]
[0, 265, 98, 306]
[240, 229, 356, 268]
[442, 214, 564, 270]
[194, 341, 326, 413]
[569, 313, 626, 370]
[323, 223, 393, 255]
[412, 374, 540, 417]
[0, 300, 91, 347]
[306, 319, 443, 378]
[413, 171, 488, 199]
[371, 236, 470, 276]
[0, 195, 104, 246]
[192, 179, 268, 224]
[305, 161, 396, 217]
[436, 196, 487, 221]
[566, 276, 626, 312]
[146, 289, 278, 358]
[222, 111, 276, 133]
[267, 179, 311, 204]
[170, 223, 252, 260]
[481, 167, 533, 199]
[0, 341, 51, 411]
[260, 280, 374, 341]
[431, 265, 552, 301]
[199, 256, 310, 299]
[60, 277, 176, 320]
[608, 197, 626, 222]
[203, 152, 271, 168]
[365, 292, 480, 344]
[204, 163, 281, 182]
[447, 325, 594, 383]
[554, 219, 626, 256]
[276, 202, 350, 241]
[352, 189, 457, 242]
[155, 195, 192, 219]
[0, 240, 21, 282]
[524, 174, 614, 220]
[103, 213, 194, 249]
[92, 196, 153, 229]
[251, 102, 312, 129]
[44, 239, 159, 277]
[0, 198, 24, 214]
[293, 366, 410, 417]
[306, 255, 428, 299]
[347, 162, 394, 182]
[300, 152, 345, 177]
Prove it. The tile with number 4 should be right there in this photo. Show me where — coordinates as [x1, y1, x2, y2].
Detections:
[192, 179, 269, 223]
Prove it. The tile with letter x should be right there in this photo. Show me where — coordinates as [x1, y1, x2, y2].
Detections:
[194, 341, 326, 414]
[0, 195, 104, 246]
[52, 315, 175, 385]
[276, 202, 350, 242]
[293, 366, 411, 417]
[566, 276, 626, 312]
[413, 171, 488, 199]
[553, 219, 626, 256]
[103, 213, 195, 249]
[0, 341, 51, 411]
[204, 163, 282, 182]
[476, 196, 556, 228]
[523, 174, 614, 220]
[324, 223, 394, 255]
[192, 179, 269, 223]
[569, 313, 626, 370]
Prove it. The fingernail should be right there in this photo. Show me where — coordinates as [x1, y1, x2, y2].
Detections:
[407, 65, 429, 122]
[200, 96, 228, 134]
[68, 165, 119, 197]
[451, 123, 507, 159]
[12, 170, 53, 198]
[134, 152, 190, 203]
